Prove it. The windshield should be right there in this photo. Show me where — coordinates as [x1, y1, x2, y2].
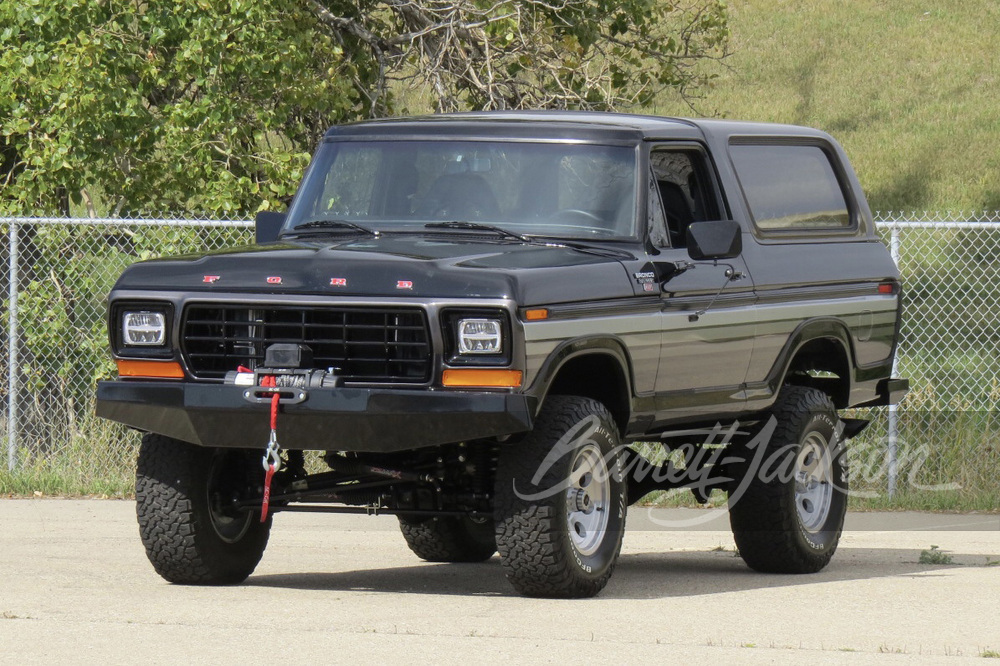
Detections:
[283, 140, 638, 239]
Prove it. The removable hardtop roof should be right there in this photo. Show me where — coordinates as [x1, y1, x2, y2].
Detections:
[323, 110, 833, 144]
[319, 110, 871, 238]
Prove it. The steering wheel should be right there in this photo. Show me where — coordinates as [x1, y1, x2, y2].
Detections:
[548, 208, 604, 225]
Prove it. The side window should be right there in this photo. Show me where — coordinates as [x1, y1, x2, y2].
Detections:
[649, 149, 717, 248]
[730, 143, 851, 231]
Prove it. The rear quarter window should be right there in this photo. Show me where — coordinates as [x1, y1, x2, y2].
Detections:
[729, 143, 852, 232]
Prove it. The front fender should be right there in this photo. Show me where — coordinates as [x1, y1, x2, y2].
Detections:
[527, 336, 634, 399]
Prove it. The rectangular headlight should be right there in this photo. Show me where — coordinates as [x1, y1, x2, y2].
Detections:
[457, 318, 503, 354]
[123, 311, 166, 346]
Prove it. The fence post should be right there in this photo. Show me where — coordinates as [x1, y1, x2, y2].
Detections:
[887, 224, 901, 498]
[7, 220, 18, 472]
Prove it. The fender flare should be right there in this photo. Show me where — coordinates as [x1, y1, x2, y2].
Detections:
[762, 317, 857, 405]
[526, 335, 636, 409]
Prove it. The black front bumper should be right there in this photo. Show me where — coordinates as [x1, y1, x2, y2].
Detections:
[96, 381, 536, 452]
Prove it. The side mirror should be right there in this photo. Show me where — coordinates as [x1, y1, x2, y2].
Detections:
[255, 211, 286, 244]
[686, 220, 742, 260]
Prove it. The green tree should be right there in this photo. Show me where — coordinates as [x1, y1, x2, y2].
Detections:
[1, 0, 729, 217]
[0, 0, 367, 216]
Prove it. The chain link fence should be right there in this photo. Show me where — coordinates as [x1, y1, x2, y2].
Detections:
[2, 213, 999, 505]
[858, 212, 1000, 507]
[1, 217, 254, 493]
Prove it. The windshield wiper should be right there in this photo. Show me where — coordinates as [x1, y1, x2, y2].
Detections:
[425, 222, 633, 258]
[285, 219, 380, 237]
[424, 221, 531, 243]
[533, 237, 635, 260]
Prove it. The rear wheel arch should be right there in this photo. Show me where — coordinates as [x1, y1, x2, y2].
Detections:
[777, 320, 856, 409]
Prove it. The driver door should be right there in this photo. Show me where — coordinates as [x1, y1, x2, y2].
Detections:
[647, 145, 756, 422]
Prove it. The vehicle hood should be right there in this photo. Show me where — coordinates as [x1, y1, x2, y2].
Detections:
[112, 236, 638, 305]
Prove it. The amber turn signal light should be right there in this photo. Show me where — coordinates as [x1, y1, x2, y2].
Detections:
[441, 369, 523, 388]
[116, 359, 185, 379]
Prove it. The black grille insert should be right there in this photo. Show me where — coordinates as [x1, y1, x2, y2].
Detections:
[182, 305, 431, 383]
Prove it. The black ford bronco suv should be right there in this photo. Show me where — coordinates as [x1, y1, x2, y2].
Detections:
[97, 111, 908, 598]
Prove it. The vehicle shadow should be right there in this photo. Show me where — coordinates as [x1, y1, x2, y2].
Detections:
[245, 546, 989, 599]
[604, 548, 974, 599]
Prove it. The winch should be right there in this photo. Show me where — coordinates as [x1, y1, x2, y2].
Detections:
[222, 343, 340, 404]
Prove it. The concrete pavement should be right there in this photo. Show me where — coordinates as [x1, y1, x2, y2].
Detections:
[1, 500, 997, 664]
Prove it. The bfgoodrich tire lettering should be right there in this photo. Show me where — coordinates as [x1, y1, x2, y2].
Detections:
[727, 386, 848, 574]
[136, 433, 271, 584]
[494, 395, 627, 598]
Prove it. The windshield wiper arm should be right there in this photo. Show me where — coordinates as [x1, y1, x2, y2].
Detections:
[424, 221, 530, 243]
[425, 222, 633, 258]
[286, 219, 379, 237]
[532, 237, 635, 260]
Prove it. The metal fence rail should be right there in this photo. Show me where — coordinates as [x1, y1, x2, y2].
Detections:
[3, 212, 999, 501]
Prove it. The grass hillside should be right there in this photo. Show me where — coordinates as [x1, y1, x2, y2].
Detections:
[654, 0, 1000, 213]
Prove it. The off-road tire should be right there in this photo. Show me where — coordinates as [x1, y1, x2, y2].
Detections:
[398, 515, 496, 562]
[136, 433, 271, 584]
[494, 395, 627, 598]
[728, 386, 848, 574]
